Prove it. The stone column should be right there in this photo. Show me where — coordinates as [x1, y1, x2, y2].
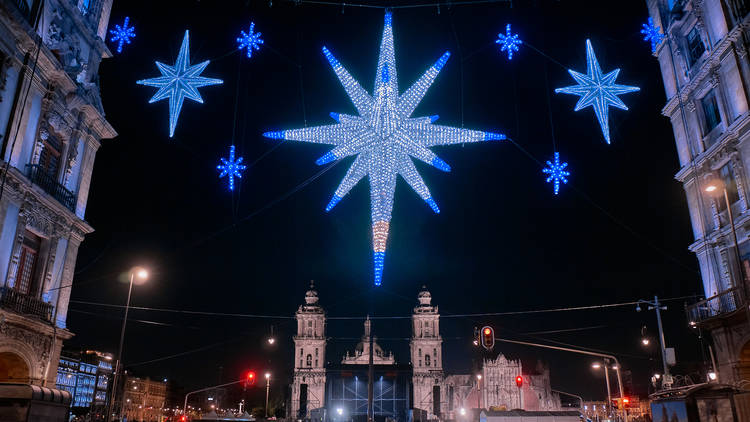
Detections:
[39, 235, 59, 300]
[52, 233, 82, 328]
[711, 198, 721, 230]
[4, 205, 29, 289]
[732, 155, 748, 212]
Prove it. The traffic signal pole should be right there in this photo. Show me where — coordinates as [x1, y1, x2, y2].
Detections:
[493, 337, 627, 422]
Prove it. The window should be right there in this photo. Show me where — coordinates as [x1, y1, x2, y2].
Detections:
[315, 359, 318, 366]
[300, 349, 303, 356]
[687, 27, 706, 66]
[717, 163, 741, 211]
[418, 349, 422, 356]
[38, 132, 62, 178]
[16, 230, 40, 295]
[299, 359, 303, 367]
[315, 348, 318, 357]
[425, 355, 431, 367]
[78, 0, 91, 15]
[306, 354, 312, 367]
[701, 90, 721, 134]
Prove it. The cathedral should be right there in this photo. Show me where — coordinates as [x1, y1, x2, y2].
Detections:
[289, 284, 561, 421]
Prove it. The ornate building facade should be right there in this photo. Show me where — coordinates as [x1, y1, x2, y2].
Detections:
[289, 285, 560, 421]
[291, 282, 328, 419]
[0, 0, 116, 387]
[644, 0, 750, 392]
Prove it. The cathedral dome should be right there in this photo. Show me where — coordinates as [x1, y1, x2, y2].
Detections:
[417, 285, 432, 306]
[305, 280, 319, 305]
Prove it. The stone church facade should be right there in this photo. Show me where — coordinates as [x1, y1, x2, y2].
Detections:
[289, 284, 560, 420]
[0, 0, 116, 386]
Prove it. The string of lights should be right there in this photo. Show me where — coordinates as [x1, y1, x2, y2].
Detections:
[70, 294, 698, 321]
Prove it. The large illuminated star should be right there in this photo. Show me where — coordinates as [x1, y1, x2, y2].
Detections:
[263, 11, 505, 286]
[137, 30, 223, 137]
[555, 39, 639, 144]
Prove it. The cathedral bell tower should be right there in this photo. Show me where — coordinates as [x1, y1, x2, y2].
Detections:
[410, 286, 444, 418]
[291, 281, 327, 419]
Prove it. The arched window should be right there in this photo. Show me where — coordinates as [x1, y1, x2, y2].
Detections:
[306, 354, 312, 367]
[307, 320, 313, 336]
[425, 355, 431, 367]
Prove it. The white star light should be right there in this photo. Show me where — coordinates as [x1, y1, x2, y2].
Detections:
[263, 11, 505, 286]
[555, 39, 639, 144]
[137, 31, 223, 137]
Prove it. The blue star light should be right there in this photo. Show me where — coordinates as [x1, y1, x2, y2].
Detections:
[542, 152, 570, 195]
[555, 39, 639, 144]
[237, 22, 264, 58]
[137, 31, 223, 137]
[109, 16, 135, 53]
[641, 17, 665, 53]
[495, 24, 522, 60]
[263, 11, 505, 286]
[217, 145, 247, 191]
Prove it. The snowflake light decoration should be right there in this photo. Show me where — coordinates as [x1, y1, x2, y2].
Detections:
[641, 17, 664, 53]
[542, 152, 570, 195]
[217, 145, 247, 191]
[237, 22, 264, 58]
[555, 39, 639, 144]
[137, 31, 223, 138]
[109, 16, 136, 53]
[263, 11, 505, 286]
[495, 24, 522, 60]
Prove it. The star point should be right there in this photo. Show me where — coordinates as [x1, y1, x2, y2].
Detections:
[109, 16, 135, 53]
[264, 11, 504, 286]
[237, 21, 264, 58]
[555, 39, 639, 143]
[495, 23, 522, 60]
[137, 30, 223, 137]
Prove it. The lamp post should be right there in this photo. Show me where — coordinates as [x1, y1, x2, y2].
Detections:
[476, 374, 482, 413]
[705, 180, 747, 293]
[265, 372, 271, 418]
[591, 362, 612, 416]
[636, 296, 670, 384]
[107, 267, 148, 422]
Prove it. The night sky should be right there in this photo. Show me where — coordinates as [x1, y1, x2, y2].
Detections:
[65, 0, 705, 405]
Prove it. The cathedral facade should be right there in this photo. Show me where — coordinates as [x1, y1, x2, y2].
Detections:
[289, 285, 560, 421]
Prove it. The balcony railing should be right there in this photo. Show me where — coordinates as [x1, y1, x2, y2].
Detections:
[686, 286, 744, 324]
[0, 287, 53, 323]
[26, 164, 76, 212]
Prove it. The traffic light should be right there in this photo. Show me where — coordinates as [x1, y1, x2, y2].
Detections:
[622, 397, 630, 408]
[515, 375, 523, 388]
[480, 326, 495, 350]
[180, 416, 187, 422]
[246, 371, 256, 386]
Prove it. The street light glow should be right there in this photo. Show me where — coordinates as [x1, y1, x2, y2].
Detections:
[267, 337, 276, 345]
[476, 374, 482, 380]
[708, 371, 717, 381]
[591, 363, 601, 369]
[705, 185, 718, 192]
[641, 338, 650, 346]
[459, 408, 466, 416]
[265, 372, 271, 379]
[336, 408, 343, 416]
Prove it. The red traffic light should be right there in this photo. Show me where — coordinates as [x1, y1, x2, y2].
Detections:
[180, 416, 187, 422]
[246, 371, 256, 385]
[622, 397, 630, 408]
[480, 326, 495, 351]
[515, 375, 523, 388]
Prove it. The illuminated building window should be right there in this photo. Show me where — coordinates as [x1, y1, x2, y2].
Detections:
[16, 230, 40, 295]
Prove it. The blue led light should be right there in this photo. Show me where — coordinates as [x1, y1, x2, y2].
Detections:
[542, 152, 570, 195]
[495, 24, 522, 60]
[330, 112, 340, 121]
[641, 17, 664, 53]
[429, 115, 439, 123]
[217, 145, 247, 191]
[262, 11, 504, 286]
[555, 39, 639, 144]
[137, 31, 223, 137]
[237, 21, 264, 58]
[109, 17, 136, 53]
[316, 151, 338, 165]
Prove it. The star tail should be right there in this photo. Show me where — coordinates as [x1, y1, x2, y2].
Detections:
[374, 10, 398, 95]
[326, 154, 368, 212]
[372, 221, 389, 286]
[593, 101, 611, 144]
[322, 46, 373, 116]
[398, 52, 451, 118]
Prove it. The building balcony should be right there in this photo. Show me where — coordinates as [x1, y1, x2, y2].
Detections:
[686, 286, 745, 325]
[26, 164, 76, 213]
[0, 287, 53, 323]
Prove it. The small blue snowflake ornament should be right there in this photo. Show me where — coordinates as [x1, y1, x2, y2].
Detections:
[217, 145, 247, 191]
[641, 17, 665, 53]
[109, 16, 136, 53]
[237, 22, 264, 58]
[495, 24, 522, 60]
[542, 152, 570, 195]
[555, 39, 639, 144]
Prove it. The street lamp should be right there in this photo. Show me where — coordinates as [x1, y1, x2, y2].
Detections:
[591, 361, 612, 416]
[705, 178, 746, 289]
[636, 296, 671, 386]
[265, 372, 271, 418]
[476, 374, 482, 411]
[107, 267, 148, 422]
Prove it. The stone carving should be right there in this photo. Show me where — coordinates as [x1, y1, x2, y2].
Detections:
[0, 323, 52, 360]
[46, 111, 72, 139]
